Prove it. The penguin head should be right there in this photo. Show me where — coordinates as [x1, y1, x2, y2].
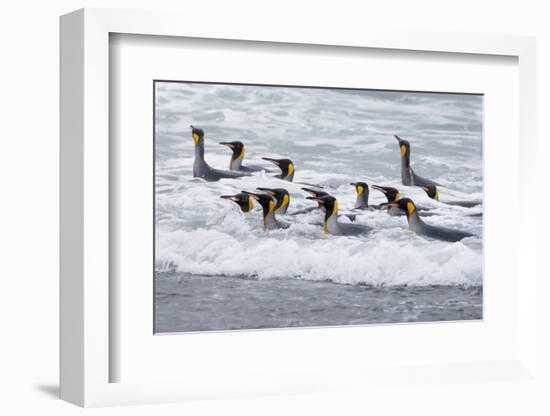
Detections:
[421, 185, 439, 201]
[386, 197, 417, 218]
[257, 187, 290, 211]
[262, 157, 295, 180]
[219, 141, 245, 160]
[302, 187, 329, 209]
[372, 185, 401, 203]
[301, 187, 328, 198]
[351, 182, 369, 197]
[307, 195, 338, 219]
[243, 191, 276, 216]
[190, 125, 205, 145]
[220, 192, 253, 213]
[395, 135, 410, 160]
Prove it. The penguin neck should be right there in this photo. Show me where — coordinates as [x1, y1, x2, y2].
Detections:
[263, 207, 278, 230]
[401, 151, 410, 168]
[354, 192, 369, 209]
[276, 194, 290, 214]
[401, 154, 412, 185]
[324, 204, 341, 235]
[281, 171, 294, 181]
[406, 209, 424, 231]
[193, 141, 208, 176]
[194, 141, 206, 163]
[229, 148, 244, 170]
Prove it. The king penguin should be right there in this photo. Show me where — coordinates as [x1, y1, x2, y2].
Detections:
[219, 141, 271, 172]
[261, 157, 295, 181]
[288, 187, 330, 216]
[256, 187, 290, 214]
[420, 185, 482, 208]
[395, 135, 440, 187]
[306, 195, 372, 236]
[350, 182, 371, 209]
[371, 185, 403, 216]
[243, 191, 289, 230]
[372, 184, 436, 217]
[191, 126, 249, 181]
[386, 198, 474, 242]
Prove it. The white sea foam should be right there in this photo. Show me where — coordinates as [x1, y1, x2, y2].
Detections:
[155, 83, 483, 287]
[156, 229, 482, 287]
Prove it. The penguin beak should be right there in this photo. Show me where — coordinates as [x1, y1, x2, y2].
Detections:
[301, 187, 318, 196]
[262, 157, 280, 166]
[350, 182, 357, 186]
[385, 202, 399, 208]
[394, 135, 401, 143]
[372, 185, 387, 194]
[220, 195, 240, 203]
[420, 186, 429, 192]
[219, 142, 234, 149]
[256, 187, 275, 196]
[306, 196, 324, 205]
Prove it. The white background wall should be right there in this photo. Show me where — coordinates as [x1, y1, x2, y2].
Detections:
[0, 1, 547, 414]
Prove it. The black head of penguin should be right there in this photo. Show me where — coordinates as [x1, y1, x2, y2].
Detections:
[386, 197, 417, 218]
[351, 182, 369, 197]
[261, 157, 294, 179]
[307, 195, 337, 221]
[302, 187, 329, 209]
[301, 187, 328, 198]
[421, 185, 439, 201]
[256, 187, 289, 210]
[219, 141, 244, 160]
[220, 192, 253, 213]
[242, 191, 276, 217]
[190, 125, 205, 145]
[372, 185, 401, 203]
[394, 135, 411, 163]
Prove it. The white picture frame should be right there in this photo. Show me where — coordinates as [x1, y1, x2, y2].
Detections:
[60, 7, 538, 407]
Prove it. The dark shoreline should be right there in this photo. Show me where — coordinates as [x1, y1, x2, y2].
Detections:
[154, 272, 483, 334]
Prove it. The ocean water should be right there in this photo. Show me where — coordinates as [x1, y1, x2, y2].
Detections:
[154, 82, 483, 333]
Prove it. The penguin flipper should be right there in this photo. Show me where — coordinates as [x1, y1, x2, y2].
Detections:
[418, 211, 439, 217]
[446, 200, 482, 208]
[344, 213, 357, 222]
[340, 223, 372, 236]
[211, 168, 250, 179]
[423, 224, 474, 242]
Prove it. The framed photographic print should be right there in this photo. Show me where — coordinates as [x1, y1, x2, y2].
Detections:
[153, 81, 483, 334]
[60, 8, 539, 408]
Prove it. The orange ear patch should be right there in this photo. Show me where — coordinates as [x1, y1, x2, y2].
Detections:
[287, 163, 295, 178]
